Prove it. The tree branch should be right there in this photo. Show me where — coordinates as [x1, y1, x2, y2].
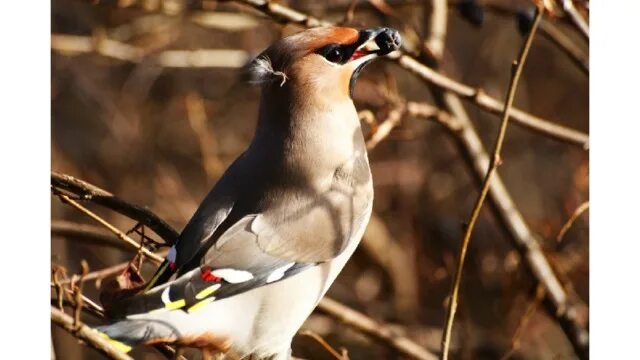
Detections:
[54, 193, 164, 264]
[316, 298, 438, 360]
[77, 0, 589, 148]
[51, 307, 134, 360]
[52, 220, 135, 251]
[440, 5, 544, 359]
[556, 201, 589, 244]
[51, 171, 179, 244]
[52, 34, 249, 68]
[560, 0, 589, 41]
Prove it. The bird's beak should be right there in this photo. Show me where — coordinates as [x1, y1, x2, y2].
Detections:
[348, 27, 402, 68]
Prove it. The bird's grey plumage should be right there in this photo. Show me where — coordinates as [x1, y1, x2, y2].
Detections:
[98, 26, 401, 359]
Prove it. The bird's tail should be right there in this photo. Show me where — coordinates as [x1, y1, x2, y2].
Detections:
[97, 319, 178, 353]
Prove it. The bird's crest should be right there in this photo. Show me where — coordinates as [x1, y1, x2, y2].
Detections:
[245, 55, 288, 87]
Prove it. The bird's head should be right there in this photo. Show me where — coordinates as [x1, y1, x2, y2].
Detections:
[246, 27, 402, 101]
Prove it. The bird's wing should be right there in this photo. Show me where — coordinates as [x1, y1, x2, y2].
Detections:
[140, 150, 371, 300]
[107, 214, 317, 319]
[109, 182, 371, 319]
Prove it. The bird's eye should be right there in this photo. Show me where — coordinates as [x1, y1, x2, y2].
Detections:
[317, 45, 346, 64]
[326, 48, 344, 63]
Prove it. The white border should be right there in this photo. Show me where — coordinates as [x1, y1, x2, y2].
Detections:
[591, 1, 640, 358]
[0, 1, 50, 357]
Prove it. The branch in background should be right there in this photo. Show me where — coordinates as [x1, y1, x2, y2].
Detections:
[452, 0, 588, 74]
[424, 0, 448, 61]
[78, 0, 588, 149]
[366, 105, 407, 150]
[51, 171, 179, 244]
[556, 201, 589, 244]
[409, 98, 589, 358]
[51, 307, 134, 360]
[388, 52, 588, 148]
[317, 298, 438, 360]
[499, 284, 546, 360]
[441, 6, 545, 358]
[52, 220, 135, 251]
[362, 213, 421, 318]
[539, 18, 588, 74]
[298, 330, 347, 360]
[559, 0, 589, 40]
[53, 193, 164, 264]
[185, 92, 225, 180]
[57, 249, 169, 287]
[52, 34, 249, 68]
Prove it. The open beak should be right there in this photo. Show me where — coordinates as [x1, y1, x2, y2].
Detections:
[346, 27, 402, 98]
[349, 27, 402, 65]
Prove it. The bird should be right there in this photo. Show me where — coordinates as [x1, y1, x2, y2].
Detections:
[98, 26, 402, 359]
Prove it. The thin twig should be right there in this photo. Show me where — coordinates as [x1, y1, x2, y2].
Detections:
[424, 0, 448, 61]
[539, 19, 588, 74]
[57, 248, 169, 287]
[316, 298, 438, 360]
[560, 0, 589, 40]
[52, 266, 67, 312]
[52, 220, 136, 251]
[299, 330, 346, 360]
[50, 281, 187, 360]
[366, 105, 407, 150]
[52, 282, 106, 318]
[556, 201, 589, 244]
[440, 5, 544, 359]
[409, 97, 589, 357]
[73, 260, 90, 329]
[55, 193, 164, 263]
[51, 307, 134, 360]
[51, 171, 179, 244]
[499, 284, 546, 360]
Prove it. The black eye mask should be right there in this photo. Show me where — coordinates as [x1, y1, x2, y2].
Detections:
[315, 28, 402, 65]
[314, 28, 402, 98]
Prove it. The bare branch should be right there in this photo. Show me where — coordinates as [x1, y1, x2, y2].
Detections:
[556, 201, 589, 244]
[298, 330, 347, 360]
[54, 193, 164, 264]
[540, 19, 588, 74]
[52, 220, 136, 251]
[52, 34, 249, 68]
[77, 0, 588, 148]
[559, 0, 589, 40]
[424, 0, 448, 61]
[366, 105, 406, 150]
[499, 285, 546, 360]
[389, 53, 588, 148]
[440, 6, 544, 359]
[316, 298, 438, 360]
[51, 307, 134, 360]
[51, 171, 179, 244]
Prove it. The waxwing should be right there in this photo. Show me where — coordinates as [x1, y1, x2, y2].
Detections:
[98, 26, 402, 359]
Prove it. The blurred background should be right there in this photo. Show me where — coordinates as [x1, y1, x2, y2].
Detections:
[51, 0, 589, 359]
